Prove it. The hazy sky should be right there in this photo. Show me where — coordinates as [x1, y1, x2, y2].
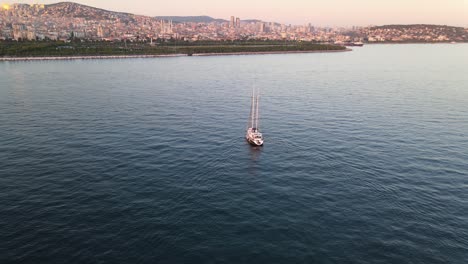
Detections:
[3, 0, 467, 26]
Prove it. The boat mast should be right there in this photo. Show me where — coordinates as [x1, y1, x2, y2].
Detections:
[255, 88, 260, 130]
[250, 86, 255, 129]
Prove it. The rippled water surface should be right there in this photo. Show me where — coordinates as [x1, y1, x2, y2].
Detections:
[1, 44, 467, 263]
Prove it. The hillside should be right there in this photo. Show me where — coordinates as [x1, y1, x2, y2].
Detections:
[365, 24, 468, 42]
[155, 16, 227, 23]
[370, 24, 464, 30]
[43, 2, 135, 20]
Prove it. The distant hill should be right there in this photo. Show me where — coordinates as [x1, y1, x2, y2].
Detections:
[243, 19, 263, 23]
[44, 2, 135, 20]
[366, 24, 468, 42]
[370, 24, 465, 30]
[155, 16, 227, 23]
[8, 2, 266, 25]
[155, 16, 267, 24]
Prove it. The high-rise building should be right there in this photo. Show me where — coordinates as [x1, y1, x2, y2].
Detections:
[97, 25, 104, 38]
[160, 20, 165, 33]
[259, 22, 265, 33]
[230, 16, 235, 28]
[12, 24, 27, 40]
[236, 17, 240, 28]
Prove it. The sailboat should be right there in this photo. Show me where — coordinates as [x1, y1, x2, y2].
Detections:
[246, 86, 264, 146]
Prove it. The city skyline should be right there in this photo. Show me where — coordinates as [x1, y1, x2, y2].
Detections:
[1, 0, 467, 27]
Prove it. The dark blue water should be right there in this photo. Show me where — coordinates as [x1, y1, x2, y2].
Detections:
[1, 44, 467, 263]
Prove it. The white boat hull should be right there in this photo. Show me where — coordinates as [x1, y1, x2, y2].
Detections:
[246, 136, 263, 146]
[246, 128, 264, 146]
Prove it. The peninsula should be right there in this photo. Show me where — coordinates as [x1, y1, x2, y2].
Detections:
[0, 40, 347, 60]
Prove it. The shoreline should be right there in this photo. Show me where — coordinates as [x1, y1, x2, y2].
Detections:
[0, 54, 187, 61]
[365, 41, 467, 45]
[192, 49, 351, 57]
[0, 49, 351, 61]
